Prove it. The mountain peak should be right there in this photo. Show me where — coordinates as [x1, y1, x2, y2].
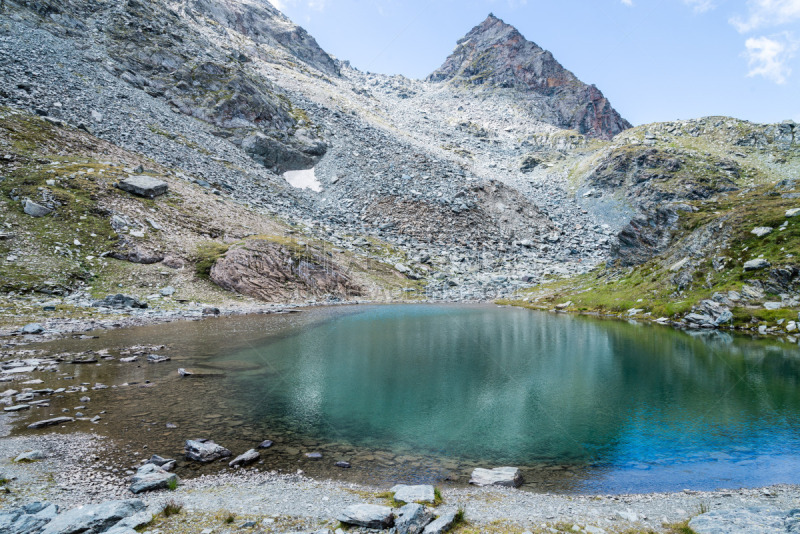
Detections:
[428, 17, 630, 139]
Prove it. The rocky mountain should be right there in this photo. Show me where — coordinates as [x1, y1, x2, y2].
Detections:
[429, 14, 631, 140]
[1, 1, 799, 335]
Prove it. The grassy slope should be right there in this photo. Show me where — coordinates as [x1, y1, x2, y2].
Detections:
[504, 117, 800, 330]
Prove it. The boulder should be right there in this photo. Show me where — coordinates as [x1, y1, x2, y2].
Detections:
[21, 323, 44, 334]
[469, 467, 523, 487]
[422, 510, 458, 534]
[0, 502, 58, 534]
[229, 449, 260, 467]
[116, 176, 168, 198]
[336, 504, 394, 529]
[27, 417, 74, 429]
[23, 199, 52, 217]
[129, 463, 178, 494]
[184, 439, 231, 462]
[751, 227, 773, 237]
[40, 499, 145, 534]
[92, 294, 148, 309]
[395, 503, 434, 534]
[786, 208, 800, 217]
[392, 484, 436, 504]
[15, 450, 46, 462]
[744, 259, 771, 271]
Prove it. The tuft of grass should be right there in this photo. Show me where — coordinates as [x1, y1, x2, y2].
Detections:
[453, 507, 466, 527]
[166, 477, 178, 491]
[376, 491, 404, 508]
[194, 241, 230, 278]
[224, 513, 235, 524]
[433, 487, 443, 506]
[161, 500, 182, 517]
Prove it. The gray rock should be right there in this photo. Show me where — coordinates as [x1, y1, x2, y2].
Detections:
[334, 461, 351, 468]
[116, 176, 168, 198]
[688, 507, 799, 533]
[23, 199, 52, 217]
[15, 450, 46, 462]
[146, 354, 170, 363]
[229, 449, 260, 467]
[764, 302, 783, 310]
[5, 404, 31, 412]
[786, 208, 800, 217]
[258, 440, 274, 449]
[0, 502, 58, 534]
[91, 294, 148, 309]
[21, 323, 44, 334]
[27, 417, 74, 429]
[751, 227, 773, 237]
[336, 504, 394, 529]
[395, 503, 434, 534]
[744, 259, 771, 271]
[469, 467, 523, 487]
[129, 463, 178, 494]
[185, 439, 232, 462]
[422, 510, 458, 534]
[159, 286, 175, 296]
[40, 500, 145, 534]
[145, 454, 176, 470]
[391, 484, 436, 504]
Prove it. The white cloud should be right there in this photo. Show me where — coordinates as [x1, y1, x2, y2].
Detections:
[267, 0, 285, 10]
[731, 0, 800, 33]
[743, 33, 798, 83]
[621, 0, 634, 6]
[683, 0, 716, 13]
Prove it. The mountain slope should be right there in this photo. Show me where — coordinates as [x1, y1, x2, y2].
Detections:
[428, 14, 631, 140]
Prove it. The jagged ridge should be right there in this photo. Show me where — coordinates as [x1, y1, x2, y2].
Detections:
[428, 14, 631, 140]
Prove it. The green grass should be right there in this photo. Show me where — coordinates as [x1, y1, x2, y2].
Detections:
[167, 477, 179, 491]
[162, 500, 182, 517]
[194, 241, 230, 278]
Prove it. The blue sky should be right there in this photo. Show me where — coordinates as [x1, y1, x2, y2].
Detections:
[268, 0, 800, 127]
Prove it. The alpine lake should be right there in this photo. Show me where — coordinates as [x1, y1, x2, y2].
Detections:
[10, 304, 800, 494]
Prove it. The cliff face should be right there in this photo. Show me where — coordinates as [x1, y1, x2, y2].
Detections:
[429, 14, 631, 139]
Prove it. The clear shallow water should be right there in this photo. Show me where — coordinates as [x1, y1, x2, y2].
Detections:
[222, 304, 800, 492]
[11, 304, 800, 493]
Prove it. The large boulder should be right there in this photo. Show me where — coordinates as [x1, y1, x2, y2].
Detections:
[395, 503, 434, 534]
[391, 484, 436, 504]
[23, 199, 53, 217]
[688, 507, 799, 533]
[184, 439, 232, 462]
[336, 504, 394, 529]
[744, 258, 771, 271]
[469, 466, 523, 487]
[116, 176, 168, 198]
[0, 502, 58, 534]
[129, 463, 178, 494]
[40, 499, 145, 534]
[242, 132, 326, 174]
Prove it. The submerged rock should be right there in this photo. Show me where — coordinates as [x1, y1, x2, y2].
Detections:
[184, 439, 231, 462]
[469, 466, 523, 487]
[27, 417, 74, 429]
[229, 449, 260, 467]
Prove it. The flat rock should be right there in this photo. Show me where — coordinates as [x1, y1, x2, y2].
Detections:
[688, 507, 800, 533]
[229, 449, 260, 467]
[116, 176, 168, 198]
[0, 502, 58, 534]
[185, 439, 232, 462]
[786, 208, 800, 217]
[751, 227, 773, 237]
[395, 503, 434, 534]
[144, 454, 176, 471]
[23, 199, 52, 217]
[5, 404, 31, 412]
[258, 440, 273, 449]
[40, 499, 145, 534]
[336, 504, 394, 529]
[744, 259, 771, 271]
[15, 450, 46, 462]
[469, 466, 523, 487]
[392, 484, 436, 504]
[129, 463, 178, 494]
[422, 510, 458, 534]
[21, 323, 44, 334]
[92, 294, 148, 309]
[27, 417, 74, 429]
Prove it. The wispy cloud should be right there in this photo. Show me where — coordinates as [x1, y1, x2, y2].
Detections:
[268, 0, 327, 12]
[743, 33, 798, 83]
[620, 0, 634, 7]
[683, 0, 716, 13]
[730, 0, 800, 32]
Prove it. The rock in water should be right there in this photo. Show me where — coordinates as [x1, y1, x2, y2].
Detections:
[229, 449, 260, 467]
[39, 499, 145, 534]
[23, 199, 53, 217]
[395, 503, 434, 534]
[27, 417, 74, 429]
[184, 439, 232, 462]
[422, 510, 458, 534]
[116, 176, 168, 198]
[469, 467, 523, 487]
[258, 440, 274, 449]
[391, 484, 436, 504]
[129, 463, 178, 494]
[336, 504, 394, 529]
[144, 454, 176, 471]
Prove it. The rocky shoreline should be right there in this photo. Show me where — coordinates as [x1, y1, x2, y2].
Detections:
[2, 428, 800, 534]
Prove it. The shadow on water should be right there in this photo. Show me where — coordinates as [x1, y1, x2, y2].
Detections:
[7, 304, 800, 493]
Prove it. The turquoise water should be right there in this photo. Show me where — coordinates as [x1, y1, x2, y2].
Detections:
[222, 304, 800, 493]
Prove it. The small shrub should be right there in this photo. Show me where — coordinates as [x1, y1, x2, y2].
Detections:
[167, 477, 178, 491]
[224, 513, 235, 524]
[162, 500, 183, 517]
